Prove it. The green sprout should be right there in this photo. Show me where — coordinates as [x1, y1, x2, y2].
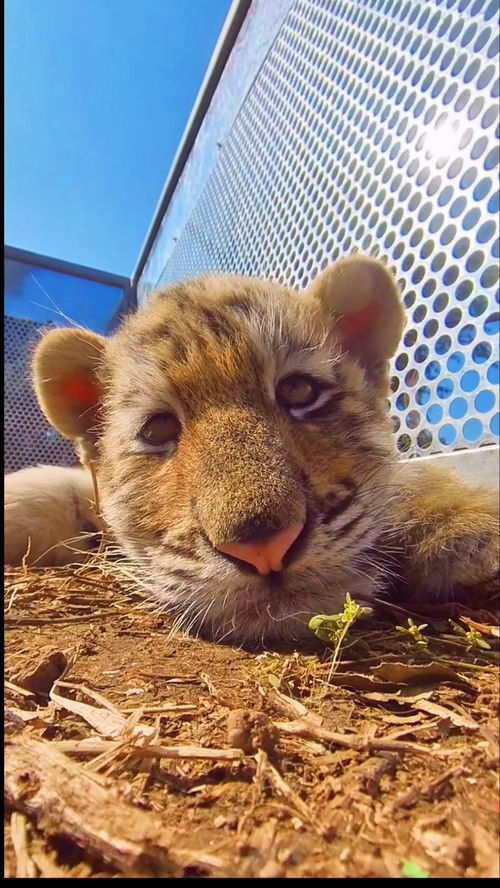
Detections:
[449, 620, 491, 651]
[402, 860, 430, 879]
[309, 593, 373, 679]
[395, 618, 429, 649]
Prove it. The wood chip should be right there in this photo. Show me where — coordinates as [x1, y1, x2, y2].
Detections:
[10, 812, 38, 878]
[460, 617, 500, 639]
[5, 737, 180, 877]
[12, 650, 67, 695]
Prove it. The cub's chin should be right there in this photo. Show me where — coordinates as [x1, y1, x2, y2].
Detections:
[174, 570, 376, 650]
[192, 610, 318, 650]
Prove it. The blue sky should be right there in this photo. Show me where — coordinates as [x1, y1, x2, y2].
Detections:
[6, 0, 232, 276]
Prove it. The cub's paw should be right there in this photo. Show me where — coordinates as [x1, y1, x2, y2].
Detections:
[391, 464, 499, 605]
[419, 510, 499, 602]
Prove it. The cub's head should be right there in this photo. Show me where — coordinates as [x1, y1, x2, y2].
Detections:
[33, 255, 405, 645]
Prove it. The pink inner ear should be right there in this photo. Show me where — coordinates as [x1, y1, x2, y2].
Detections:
[60, 376, 99, 406]
[337, 302, 378, 342]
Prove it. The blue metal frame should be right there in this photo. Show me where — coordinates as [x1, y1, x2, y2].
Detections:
[5, 245, 130, 290]
[131, 0, 252, 291]
[4, 244, 137, 332]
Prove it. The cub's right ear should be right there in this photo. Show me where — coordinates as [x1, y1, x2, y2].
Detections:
[33, 328, 106, 446]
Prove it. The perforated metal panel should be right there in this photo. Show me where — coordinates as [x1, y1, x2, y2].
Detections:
[140, 0, 499, 458]
[4, 316, 78, 474]
[4, 250, 130, 474]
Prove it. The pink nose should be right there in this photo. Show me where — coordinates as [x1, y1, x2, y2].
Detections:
[217, 523, 304, 576]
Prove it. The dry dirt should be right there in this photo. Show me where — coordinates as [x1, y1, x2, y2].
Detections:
[4, 558, 500, 879]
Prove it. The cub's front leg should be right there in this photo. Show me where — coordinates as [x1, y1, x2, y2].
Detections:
[388, 461, 499, 603]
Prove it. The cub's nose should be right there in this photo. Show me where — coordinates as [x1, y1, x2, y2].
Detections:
[217, 523, 304, 576]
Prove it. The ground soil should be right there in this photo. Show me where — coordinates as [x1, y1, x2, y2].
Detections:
[4, 560, 500, 879]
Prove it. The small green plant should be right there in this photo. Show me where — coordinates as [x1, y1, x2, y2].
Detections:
[402, 860, 430, 879]
[449, 620, 491, 651]
[395, 618, 429, 649]
[309, 593, 373, 679]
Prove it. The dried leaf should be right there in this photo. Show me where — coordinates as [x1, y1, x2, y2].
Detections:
[412, 699, 478, 731]
[372, 661, 469, 686]
[49, 687, 132, 738]
[56, 680, 123, 714]
[325, 673, 400, 692]
[49, 684, 155, 741]
[378, 712, 426, 725]
[361, 689, 433, 705]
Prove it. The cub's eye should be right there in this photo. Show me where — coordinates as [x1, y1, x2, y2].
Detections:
[276, 374, 320, 409]
[139, 412, 180, 447]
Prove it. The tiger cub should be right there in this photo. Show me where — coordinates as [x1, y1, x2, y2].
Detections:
[31, 256, 499, 643]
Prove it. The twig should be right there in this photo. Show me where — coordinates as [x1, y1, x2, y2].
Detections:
[132, 743, 245, 761]
[88, 460, 101, 519]
[390, 766, 470, 811]
[138, 671, 200, 683]
[10, 812, 38, 878]
[271, 690, 446, 757]
[254, 749, 322, 834]
[274, 718, 442, 757]
[49, 684, 142, 740]
[4, 679, 35, 698]
[428, 655, 493, 673]
[369, 596, 437, 623]
[119, 704, 196, 714]
[51, 737, 246, 761]
[5, 737, 180, 877]
[21, 538, 32, 576]
[5, 609, 132, 625]
[425, 635, 499, 661]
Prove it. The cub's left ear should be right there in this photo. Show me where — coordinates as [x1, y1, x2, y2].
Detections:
[32, 327, 107, 464]
[305, 255, 405, 385]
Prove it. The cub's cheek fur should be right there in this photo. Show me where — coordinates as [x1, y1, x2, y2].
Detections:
[4, 465, 101, 567]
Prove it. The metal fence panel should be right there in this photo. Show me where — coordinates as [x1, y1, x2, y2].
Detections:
[138, 0, 499, 459]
